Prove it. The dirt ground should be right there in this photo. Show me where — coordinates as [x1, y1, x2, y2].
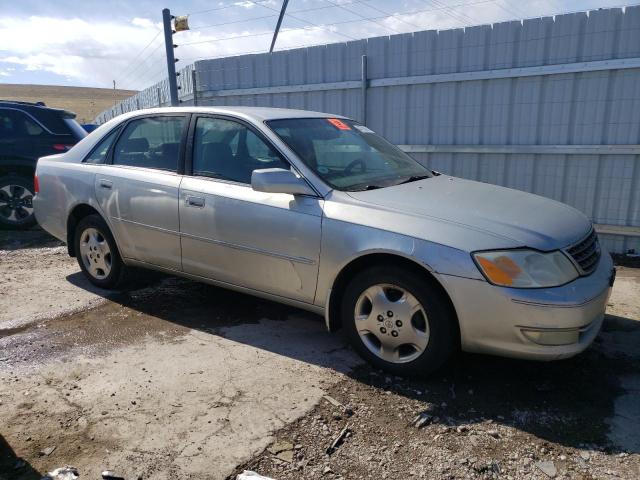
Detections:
[0, 230, 638, 480]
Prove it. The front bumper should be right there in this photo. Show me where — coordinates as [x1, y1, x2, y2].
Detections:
[437, 251, 614, 361]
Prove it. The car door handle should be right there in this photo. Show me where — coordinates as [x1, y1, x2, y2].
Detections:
[99, 179, 113, 189]
[186, 195, 205, 208]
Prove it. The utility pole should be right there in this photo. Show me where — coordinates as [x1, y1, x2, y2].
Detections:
[162, 8, 179, 106]
[269, 0, 290, 53]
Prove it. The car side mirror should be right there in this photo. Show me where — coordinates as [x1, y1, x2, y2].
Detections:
[251, 168, 316, 196]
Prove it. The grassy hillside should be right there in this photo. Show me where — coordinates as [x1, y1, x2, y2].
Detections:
[0, 84, 137, 124]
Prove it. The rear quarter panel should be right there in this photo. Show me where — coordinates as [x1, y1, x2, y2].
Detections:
[33, 119, 125, 242]
[34, 156, 102, 243]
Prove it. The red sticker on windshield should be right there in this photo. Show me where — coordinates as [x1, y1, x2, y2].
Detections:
[327, 118, 351, 130]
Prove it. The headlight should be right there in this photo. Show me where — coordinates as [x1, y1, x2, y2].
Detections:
[472, 249, 579, 288]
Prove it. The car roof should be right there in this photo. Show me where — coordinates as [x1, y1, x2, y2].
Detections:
[0, 100, 75, 118]
[123, 106, 349, 122]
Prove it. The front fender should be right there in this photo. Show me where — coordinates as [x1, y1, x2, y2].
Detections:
[315, 217, 483, 331]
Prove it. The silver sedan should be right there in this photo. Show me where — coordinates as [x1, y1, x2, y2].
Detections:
[34, 107, 615, 376]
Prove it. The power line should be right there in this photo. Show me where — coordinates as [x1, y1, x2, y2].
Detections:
[190, 12, 277, 31]
[246, 0, 359, 41]
[357, 1, 425, 30]
[122, 53, 167, 90]
[189, 0, 373, 32]
[180, 19, 360, 52]
[187, 0, 274, 17]
[178, 0, 501, 51]
[180, 29, 286, 47]
[120, 0, 626, 90]
[424, 0, 477, 26]
[114, 29, 163, 86]
[494, 0, 528, 19]
[188, 0, 514, 42]
[116, 42, 165, 89]
[322, 0, 404, 35]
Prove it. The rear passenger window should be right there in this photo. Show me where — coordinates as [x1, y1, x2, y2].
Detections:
[84, 128, 120, 164]
[24, 117, 44, 136]
[113, 116, 185, 172]
[0, 109, 44, 138]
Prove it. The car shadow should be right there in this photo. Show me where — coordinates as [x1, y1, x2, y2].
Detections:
[0, 227, 63, 250]
[66, 272, 640, 454]
[0, 434, 42, 480]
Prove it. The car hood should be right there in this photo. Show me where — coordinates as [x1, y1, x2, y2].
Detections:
[346, 175, 592, 251]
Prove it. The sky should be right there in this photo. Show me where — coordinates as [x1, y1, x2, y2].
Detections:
[0, 0, 633, 90]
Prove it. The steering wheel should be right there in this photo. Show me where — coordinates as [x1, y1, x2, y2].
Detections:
[344, 158, 367, 175]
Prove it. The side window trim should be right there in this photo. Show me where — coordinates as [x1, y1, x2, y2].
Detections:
[82, 126, 122, 164]
[106, 113, 191, 174]
[186, 114, 293, 186]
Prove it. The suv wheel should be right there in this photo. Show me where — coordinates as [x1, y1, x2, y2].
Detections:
[0, 176, 37, 230]
[74, 214, 128, 289]
[341, 265, 457, 377]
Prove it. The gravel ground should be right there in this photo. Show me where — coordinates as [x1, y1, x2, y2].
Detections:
[0, 230, 638, 480]
[0, 231, 362, 480]
[231, 354, 639, 480]
[231, 268, 640, 480]
[0, 229, 109, 330]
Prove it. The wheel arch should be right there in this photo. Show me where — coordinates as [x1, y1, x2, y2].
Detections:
[325, 252, 460, 345]
[66, 204, 107, 257]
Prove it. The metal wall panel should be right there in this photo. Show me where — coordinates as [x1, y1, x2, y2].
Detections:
[96, 6, 640, 253]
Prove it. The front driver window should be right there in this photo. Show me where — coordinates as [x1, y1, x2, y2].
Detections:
[192, 117, 288, 184]
[113, 116, 185, 172]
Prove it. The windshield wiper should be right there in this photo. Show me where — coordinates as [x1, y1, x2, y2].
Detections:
[396, 174, 431, 185]
[346, 184, 383, 192]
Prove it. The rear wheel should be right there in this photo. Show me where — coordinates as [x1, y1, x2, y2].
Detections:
[341, 265, 456, 377]
[0, 176, 36, 230]
[74, 214, 128, 289]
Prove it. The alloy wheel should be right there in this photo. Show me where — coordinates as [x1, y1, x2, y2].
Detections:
[0, 184, 34, 225]
[354, 283, 430, 363]
[79, 227, 112, 280]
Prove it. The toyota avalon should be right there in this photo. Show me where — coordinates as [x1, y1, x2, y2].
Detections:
[33, 107, 615, 375]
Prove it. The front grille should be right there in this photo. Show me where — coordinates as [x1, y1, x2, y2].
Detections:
[566, 229, 601, 275]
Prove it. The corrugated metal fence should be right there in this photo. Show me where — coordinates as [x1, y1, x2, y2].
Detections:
[96, 6, 640, 254]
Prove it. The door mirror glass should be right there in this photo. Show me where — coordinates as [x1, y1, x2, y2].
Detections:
[251, 168, 315, 196]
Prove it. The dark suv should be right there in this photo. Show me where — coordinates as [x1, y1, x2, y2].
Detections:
[0, 100, 87, 229]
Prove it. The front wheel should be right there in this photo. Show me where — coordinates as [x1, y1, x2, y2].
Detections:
[341, 265, 457, 377]
[0, 176, 37, 230]
[74, 214, 127, 289]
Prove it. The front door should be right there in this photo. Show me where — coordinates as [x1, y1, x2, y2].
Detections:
[94, 114, 187, 270]
[179, 115, 322, 303]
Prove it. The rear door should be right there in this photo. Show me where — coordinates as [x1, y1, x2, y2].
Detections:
[94, 114, 188, 270]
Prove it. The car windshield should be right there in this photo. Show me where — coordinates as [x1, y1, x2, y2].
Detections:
[266, 118, 431, 191]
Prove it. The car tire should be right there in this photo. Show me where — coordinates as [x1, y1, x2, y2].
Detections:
[341, 265, 457, 377]
[74, 214, 128, 289]
[0, 175, 37, 230]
